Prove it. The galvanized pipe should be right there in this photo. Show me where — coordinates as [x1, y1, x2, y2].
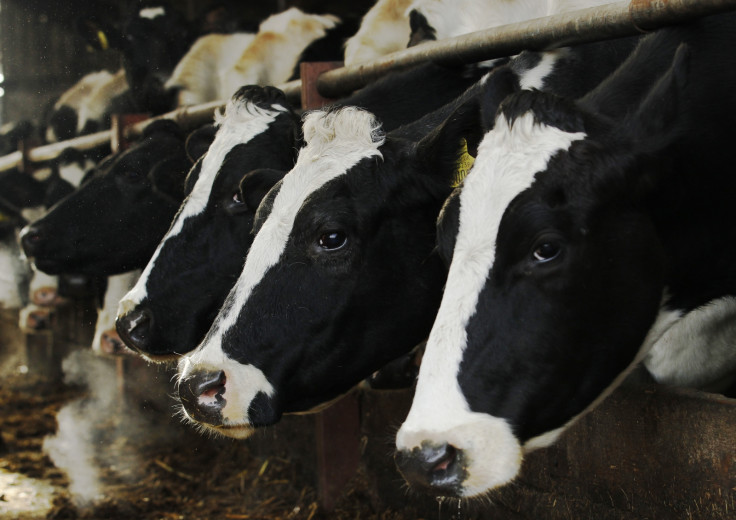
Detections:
[2, 0, 735, 172]
[317, 0, 736, 98]
[0, 80, 303, 173]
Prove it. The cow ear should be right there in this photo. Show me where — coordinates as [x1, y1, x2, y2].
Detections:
[479, 65, 521, 134]
[415, 96, 482, 188]
[627, 44, 690, 152]
[238, 169, 287, 211]
[185, 124, 218, 164]
[149, 154, 188, 201]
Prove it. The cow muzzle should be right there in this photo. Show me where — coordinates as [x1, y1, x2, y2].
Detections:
[176, 356, 279, 438]
[116, 307, 153, 354]
[395, 415, 523, 498]
[394, 442, 466, 497]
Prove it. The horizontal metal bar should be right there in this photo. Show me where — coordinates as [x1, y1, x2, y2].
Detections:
[0, 80, 303, 173]
[317, 0, 736, 98]
[2, 0, 734, 172]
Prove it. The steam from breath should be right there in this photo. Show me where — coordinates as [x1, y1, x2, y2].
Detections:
[42, 350, 159, 506]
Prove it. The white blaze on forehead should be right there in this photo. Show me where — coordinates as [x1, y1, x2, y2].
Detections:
[397, 111, 585, 495]
[518, 50, 563, 90]
[139, 6, 165, 19]
[118, 98, 288, 315]
[178, 107, 384, 425]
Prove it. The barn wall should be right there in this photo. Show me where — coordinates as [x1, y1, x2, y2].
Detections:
[0, 0, 122, 126]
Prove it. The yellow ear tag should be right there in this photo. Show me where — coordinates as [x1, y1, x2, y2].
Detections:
[452, 138, 475, 188]
[97, 30, 109, 50]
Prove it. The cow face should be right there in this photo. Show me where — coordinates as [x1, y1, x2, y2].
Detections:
[395, 47, 691, 498]
[175, 103, 482, 438]
[78, 2, 192, 114]
[20, 121, 188, 276]
[116, 86, 300, 361]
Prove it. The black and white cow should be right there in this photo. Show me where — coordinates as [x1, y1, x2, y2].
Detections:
[116, 62, 489, 361]
[166, 7, 356, 107]
[395, 12, 736, 498]
[167, 31, 642, 438]
[407, 0, 616, 47]
[45, 69, 129, 143]
[20, 120, 189, 276]
[78, 1, 196, 116]
[343, 0, 414, 66]
[117, 86, 301, 359]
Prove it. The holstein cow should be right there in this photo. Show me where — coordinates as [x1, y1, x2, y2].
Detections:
[2, 150, 97, 329]
[20, 120, 189, 276]
[407, 0, 618, 47]
[78, 1, 196, 116]
[0, 232, 31, 311]
[92, 270, 141, 356]
[395, 13, 736, 498]
[45, 69, 127, 143]
[117, 86, 301, 360]
[218, 8, 349, 102]
[344, 0, 414, 66]
[161, 33, 641, 437]
[116, 63, 489, 360]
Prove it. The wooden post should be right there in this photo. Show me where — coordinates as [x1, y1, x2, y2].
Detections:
[300, 61, 362, 511]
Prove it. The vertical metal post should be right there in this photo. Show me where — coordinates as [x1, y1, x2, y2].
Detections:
[110, 113, 149, 405]
[301, 61, 362, 512]
[111, 113, 150, 152]
[300, 61, 343, 109]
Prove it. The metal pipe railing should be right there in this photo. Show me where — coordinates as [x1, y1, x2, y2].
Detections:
[1, 0, 734, 173]
[317, 0, 736, 97]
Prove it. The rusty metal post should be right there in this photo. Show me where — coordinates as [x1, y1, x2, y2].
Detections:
[111, 113, 150, 152]
[300, 61, 363, 511]
[300, 61, 343, 109]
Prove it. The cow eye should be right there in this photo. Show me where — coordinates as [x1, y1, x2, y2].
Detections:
[224, 191, 249, 215]
[533, 242, 561, 263]
[318, 231, 347, 251]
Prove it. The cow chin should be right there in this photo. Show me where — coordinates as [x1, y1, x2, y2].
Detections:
[395, 413, 523, 498]
[180, 408, 256, 440]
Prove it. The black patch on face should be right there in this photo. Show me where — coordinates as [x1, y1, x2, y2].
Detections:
[23, 130, 187, 275]
[219, 141, 453, 416]
[121, 104, 299, 356]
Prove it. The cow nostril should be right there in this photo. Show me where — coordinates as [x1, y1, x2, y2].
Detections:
[431, 444, 457, 473]
[116, 307, 153, 353]
[179, 369, 227, 426]
[395, 442, 465, 496]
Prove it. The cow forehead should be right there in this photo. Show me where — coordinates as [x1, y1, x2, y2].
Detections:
[187, 108, 384, 361]
[120, 100, 287, 312]
[403, 111, 586, 432]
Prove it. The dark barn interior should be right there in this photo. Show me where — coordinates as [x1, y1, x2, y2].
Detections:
[0, 1, 735, 519]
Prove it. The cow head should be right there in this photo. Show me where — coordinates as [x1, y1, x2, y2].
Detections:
[77, 1, 193, 114]
[174, 101, 483, 438]
[20, 120, 188, 276]
[394, 45, 691, 498]
[116, 86, 301, 361]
